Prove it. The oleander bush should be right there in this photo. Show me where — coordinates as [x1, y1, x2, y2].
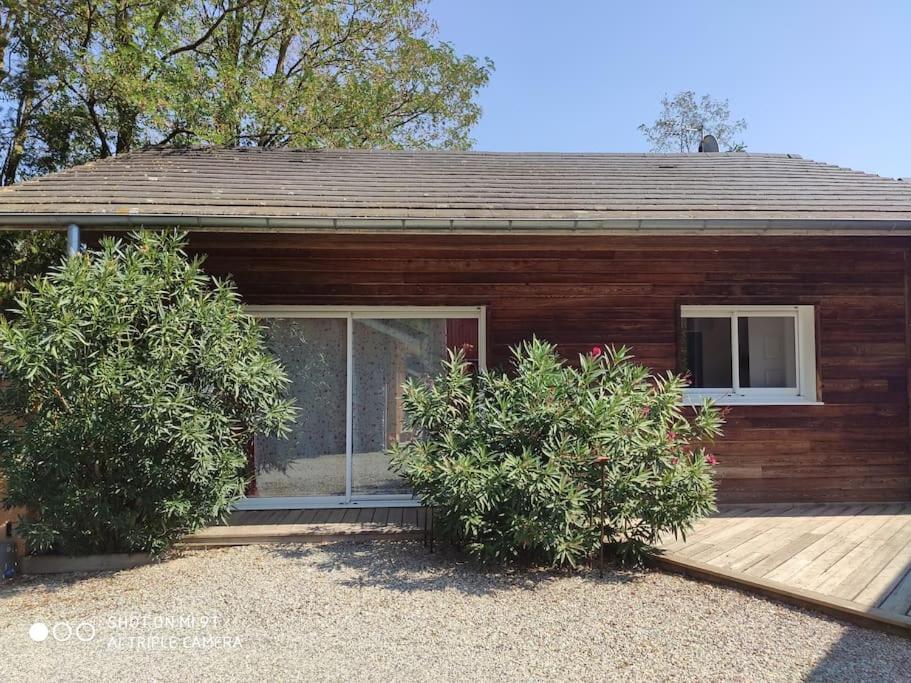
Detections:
[390, 338, 724, 567]
[0, 231, 296, 555]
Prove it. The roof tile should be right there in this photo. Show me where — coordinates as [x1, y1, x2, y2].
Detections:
[2, 147, 910, 227]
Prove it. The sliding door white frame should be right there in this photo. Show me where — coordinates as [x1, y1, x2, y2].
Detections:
[236, 305, 486, 509]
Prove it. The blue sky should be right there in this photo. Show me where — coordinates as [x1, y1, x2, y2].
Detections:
[429, 1, 911, 178]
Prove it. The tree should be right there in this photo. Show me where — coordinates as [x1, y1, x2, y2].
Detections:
[0, 1, 493, 182]
[0, 231, 296, 554]
[0, 1, 492, 315]
[638, 90, 747, 153]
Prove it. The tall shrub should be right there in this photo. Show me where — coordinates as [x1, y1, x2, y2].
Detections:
[390, 339, 724, 567]
[0, 231, 295, 555]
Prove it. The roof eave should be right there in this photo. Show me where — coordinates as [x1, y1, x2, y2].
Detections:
[3, 213, 911, 236]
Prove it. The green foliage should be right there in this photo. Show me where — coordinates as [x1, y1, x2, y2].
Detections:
[390, 339, 724, 567]
[0, 1, 493, 184]
[0, 231, 66, 315]
[0, 230, 296, 555]
[638, 90, 747, 153]
[0, 3, 492, 313]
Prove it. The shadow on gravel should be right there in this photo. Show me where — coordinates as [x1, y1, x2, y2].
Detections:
[0, 571, 121, 600]
[0, 550, 185, 599]
[805, 627, 911, 682]
[267, 539, 647, 596]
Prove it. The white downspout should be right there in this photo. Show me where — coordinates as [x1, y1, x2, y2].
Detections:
[66, 223, 80, 256]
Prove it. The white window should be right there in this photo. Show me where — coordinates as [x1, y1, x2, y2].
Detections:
[680, 305, 819, 405]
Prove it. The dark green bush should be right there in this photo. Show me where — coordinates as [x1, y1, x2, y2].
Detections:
[0, 231, 295, 555]
[390, 338, 724, 567]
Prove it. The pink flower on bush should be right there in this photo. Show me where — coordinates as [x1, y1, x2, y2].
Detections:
[671, 457, 679, 465]
[591, 346, 602, 358]
[640, 405, 651, 416]
[705, 454, 718, 466]
[667, 430, 678, 441]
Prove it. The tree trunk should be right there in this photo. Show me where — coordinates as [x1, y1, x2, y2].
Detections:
[1, 85, 33, 185]
[1, 8, 36, 185]
[113, 1, 136, 154]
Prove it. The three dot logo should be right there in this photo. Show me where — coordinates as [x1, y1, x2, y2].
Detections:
[28, 622, 49, 642]
[28, 620, 95, 643]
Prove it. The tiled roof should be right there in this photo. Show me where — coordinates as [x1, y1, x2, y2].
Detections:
[2, 147, 910, 229]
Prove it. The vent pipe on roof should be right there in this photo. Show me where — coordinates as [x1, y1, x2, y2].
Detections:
[698, 134, 720, 153]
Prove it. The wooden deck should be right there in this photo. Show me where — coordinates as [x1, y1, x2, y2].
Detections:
[182, 507, 427, 546]
[657, 503, 911, 633]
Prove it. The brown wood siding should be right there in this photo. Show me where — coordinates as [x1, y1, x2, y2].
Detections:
[184, 232, 911, 504]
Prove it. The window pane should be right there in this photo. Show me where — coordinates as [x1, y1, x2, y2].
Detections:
[352, 318, 471, 496]
[738, 317, 797, 388]
[253, 318, 347, 497]
[683, 317, 733, 388]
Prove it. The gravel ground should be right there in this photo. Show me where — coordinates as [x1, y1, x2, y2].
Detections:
[1, 540, 910, 682]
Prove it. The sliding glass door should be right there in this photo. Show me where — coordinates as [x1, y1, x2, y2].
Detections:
[241, 307, 484, 508]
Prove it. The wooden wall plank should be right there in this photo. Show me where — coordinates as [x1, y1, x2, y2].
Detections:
[179, 232, 911, 504]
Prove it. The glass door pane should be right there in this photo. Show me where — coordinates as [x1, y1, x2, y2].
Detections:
[352, 318, 464, 496]
[252, 318, 348, 498]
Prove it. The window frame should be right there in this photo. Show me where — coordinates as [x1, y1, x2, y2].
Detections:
[235, 305, 487, 510]
[680, 305, 819, 405]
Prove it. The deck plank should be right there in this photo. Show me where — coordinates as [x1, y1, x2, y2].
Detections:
[831, 513, 911, 602]
[707, 505, 836, 572]
[660, 506, 769, 551]
[659, 502, 911, 632]
[813, 505, 910, 597]
[854, 539, 911, 608]
[743, 506, 878, 578]
[296, 509, 319, 524]
[356, 507, 376, 523]
[387, 507, 405, 527]
[279, 509, 304, 525]
[789, 509, 900, 591]
[880, 567, 911, 615]
[679, 515, 777, 560]
[373, 508, 390, 526]
[700, 507, 836, 573]
[309, 509, 333, 524]
[762, 509, 865, 583]
[227, 511, 255, 525]
[691, 505, 825, 566]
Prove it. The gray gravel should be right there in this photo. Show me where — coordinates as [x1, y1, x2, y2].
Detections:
[1, 540, 909, 682]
